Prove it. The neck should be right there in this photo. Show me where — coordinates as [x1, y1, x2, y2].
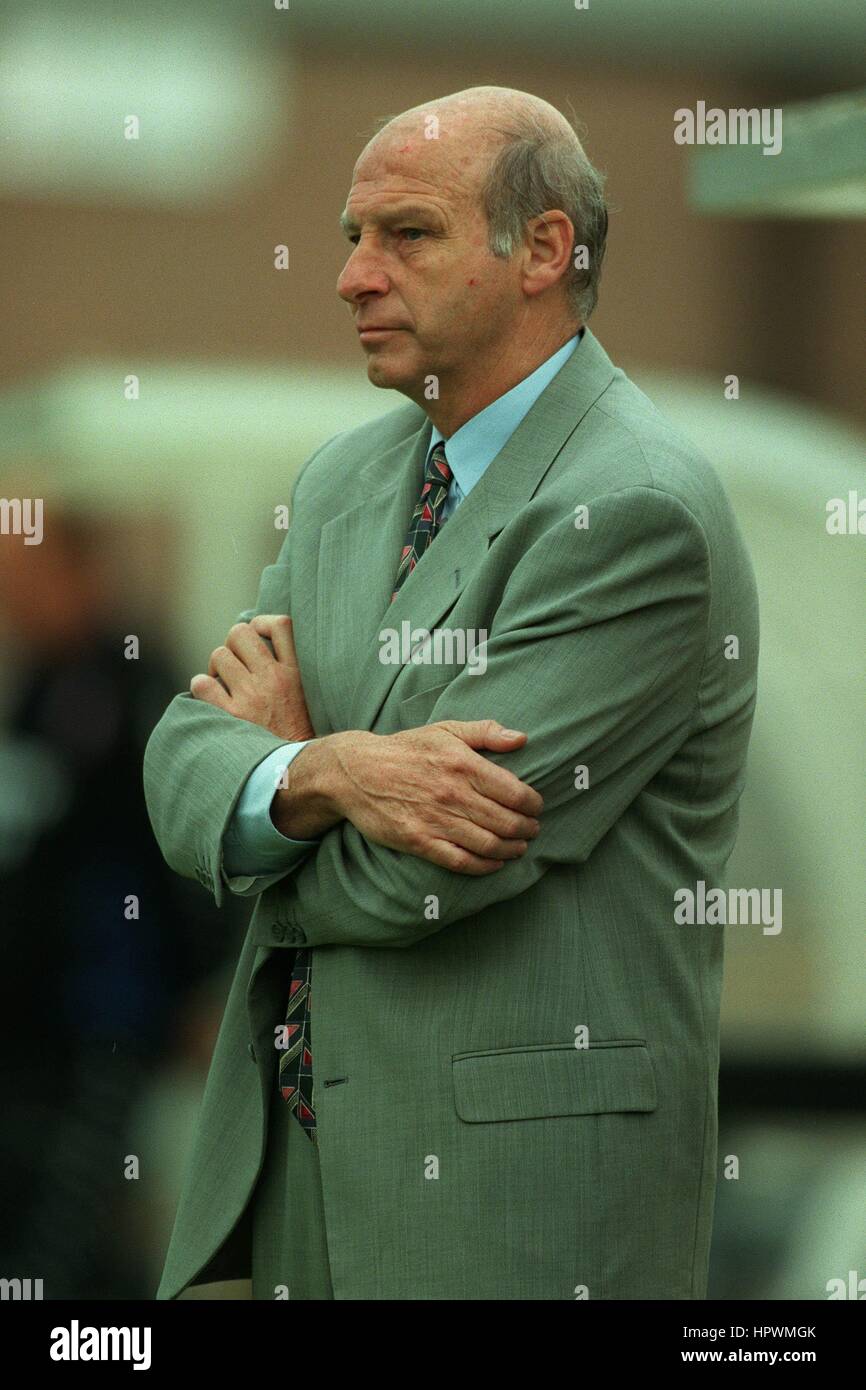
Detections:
[418, 318, 581, 436]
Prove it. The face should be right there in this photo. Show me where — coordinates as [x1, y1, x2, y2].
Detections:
[336, 126, 523, 397]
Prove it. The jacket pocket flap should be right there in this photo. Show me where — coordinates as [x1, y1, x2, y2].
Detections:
[452, 1041, 657, 1122]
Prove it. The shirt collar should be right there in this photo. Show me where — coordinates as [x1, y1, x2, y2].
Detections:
[427, 330, 583, 497]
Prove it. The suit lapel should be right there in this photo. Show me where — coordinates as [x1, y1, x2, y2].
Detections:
[316, 422, 429, 732]
[318, 327, 617, 733]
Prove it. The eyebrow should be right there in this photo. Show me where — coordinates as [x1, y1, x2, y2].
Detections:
[338, 204, 444, 236]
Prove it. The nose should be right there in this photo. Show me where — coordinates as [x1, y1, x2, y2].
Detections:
[336, 238, 390, 305]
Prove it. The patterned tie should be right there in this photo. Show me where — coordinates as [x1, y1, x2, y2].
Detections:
[391, 441, 453, 600]
[277, 944, 315, 1138]
[277, 440, 453, 1142]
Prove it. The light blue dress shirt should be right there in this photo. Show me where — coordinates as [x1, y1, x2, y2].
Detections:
[221, 329, 582, 896]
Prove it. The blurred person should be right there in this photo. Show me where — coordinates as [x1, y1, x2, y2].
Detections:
[0, 507, 240, 1297]
[144, 86, 758, 1300]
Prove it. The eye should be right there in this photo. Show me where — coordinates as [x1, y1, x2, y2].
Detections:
[398, 227, 426, 241]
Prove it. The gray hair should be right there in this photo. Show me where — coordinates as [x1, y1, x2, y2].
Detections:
[481, 111, 608, 322]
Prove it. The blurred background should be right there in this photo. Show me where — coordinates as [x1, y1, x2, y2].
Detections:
[0, 0, 863, 1301]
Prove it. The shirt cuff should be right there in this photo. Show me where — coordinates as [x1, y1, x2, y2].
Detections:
[221, 741, 320, 890]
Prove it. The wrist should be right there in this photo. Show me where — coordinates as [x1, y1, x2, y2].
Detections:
[270, 734, 359, 838]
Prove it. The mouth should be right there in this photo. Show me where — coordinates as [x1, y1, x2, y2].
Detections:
[358, 327, 403, 342]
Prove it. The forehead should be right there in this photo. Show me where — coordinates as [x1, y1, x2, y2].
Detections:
[341, 128, 489, 230]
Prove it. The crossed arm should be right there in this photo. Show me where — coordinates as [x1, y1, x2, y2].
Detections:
[194, 611, 543, 874]
[144, 484, 709, 951]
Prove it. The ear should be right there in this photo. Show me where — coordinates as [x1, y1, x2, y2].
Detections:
[522, 210, 574, 299]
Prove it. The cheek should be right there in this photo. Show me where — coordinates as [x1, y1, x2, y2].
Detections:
[461, 272, 507, 310]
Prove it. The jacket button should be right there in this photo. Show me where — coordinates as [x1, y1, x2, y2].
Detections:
[248, 1042, 257, 1063]
[271, 922, 286, 942]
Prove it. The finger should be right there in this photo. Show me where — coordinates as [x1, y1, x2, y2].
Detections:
[461, 793, 541, 841]
[418, 837, 506, 876]
[223, 622, 275, 673]
[207, 644, 248, 692]
[464, 756, 545, 816]
[249, 614, 299, 667]
[436, 720, 543, 812]
[431, 815, 529, 861]
[429, 722, 543, 811]
[190, 673, 232, 711]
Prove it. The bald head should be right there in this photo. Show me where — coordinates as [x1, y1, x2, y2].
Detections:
[370, 83, 581, 143]
[357, 85, 585, 207]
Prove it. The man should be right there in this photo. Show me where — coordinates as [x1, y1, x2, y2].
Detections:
[144, 86, 758, 1300]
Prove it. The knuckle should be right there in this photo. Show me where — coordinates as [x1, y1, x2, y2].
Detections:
[432, 768, 456, 795]
[433, 720, 457, 739]
[445, 774, 468, 802]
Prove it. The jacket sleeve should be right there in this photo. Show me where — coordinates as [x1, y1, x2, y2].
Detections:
[271, 486, 713, 948]
[142, 439, 334, 908]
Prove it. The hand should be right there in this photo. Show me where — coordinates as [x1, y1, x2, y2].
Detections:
[189, 614, 315, 742]
[273, 720, 544, 875]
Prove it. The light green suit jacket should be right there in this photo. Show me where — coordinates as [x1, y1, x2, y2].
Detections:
[144, 327, 758, 1300]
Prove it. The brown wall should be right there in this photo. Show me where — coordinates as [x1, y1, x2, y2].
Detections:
[2, 44, 862, 425]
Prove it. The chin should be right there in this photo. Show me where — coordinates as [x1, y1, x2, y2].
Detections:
[366, 356, 417, 391]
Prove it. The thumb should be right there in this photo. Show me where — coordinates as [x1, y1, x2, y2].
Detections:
[441, 719, 527, 749]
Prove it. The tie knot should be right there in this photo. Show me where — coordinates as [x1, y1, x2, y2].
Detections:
[424, 441, 452, 487]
